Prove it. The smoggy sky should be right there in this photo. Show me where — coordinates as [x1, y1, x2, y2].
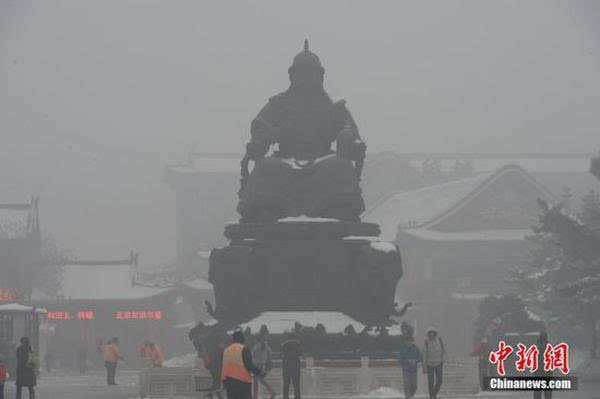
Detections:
[1, 0, 599, 264]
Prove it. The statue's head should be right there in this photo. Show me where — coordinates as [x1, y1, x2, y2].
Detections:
[288, 39, 325, 94]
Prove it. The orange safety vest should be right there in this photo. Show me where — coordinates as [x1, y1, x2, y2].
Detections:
[221, 343, 252, 383]
[104, 343, 120, 363]
[150, 345, 164, 366]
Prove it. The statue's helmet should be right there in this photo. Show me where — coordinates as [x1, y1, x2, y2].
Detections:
[288, 40, 324, 91]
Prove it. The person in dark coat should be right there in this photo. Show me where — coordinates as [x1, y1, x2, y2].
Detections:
[16, 337, 36, 399]
[397, 335, 423, 399]
[204, 337, 225, 399]
[189, 322, 207, 360]
[281, 332, 302, 399]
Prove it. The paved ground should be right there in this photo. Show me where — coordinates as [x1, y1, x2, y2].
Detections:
[1, 370, 578, 399]
[3, 369, 138, 399]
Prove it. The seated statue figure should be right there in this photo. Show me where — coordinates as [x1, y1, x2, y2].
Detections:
[238, 40, 366, 223]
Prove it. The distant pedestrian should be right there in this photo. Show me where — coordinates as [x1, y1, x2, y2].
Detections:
[281, 332, 302, 399]
[0, 354, 7, 399]
[204, 337, 225, 399]
[397, 335, 422, 399]
[221, 330, 264, 399]
[139, 340, 153, 369]
[96, 338, 104, 366]
[423, 327, 444, 399]
[16, 337, 36, 399]
[252, 335, 276, 399]
[533, 332, 552, 399]
[43, 351, 53, 373]
[77, 344, 87, 374]
[147, 342, 164, 368]
[471, 336, 492, 390]
[103, 337, 124, 386]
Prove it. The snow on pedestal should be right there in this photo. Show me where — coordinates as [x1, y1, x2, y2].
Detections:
[277, 215, 340, 223]
[369, 241, 397, 253]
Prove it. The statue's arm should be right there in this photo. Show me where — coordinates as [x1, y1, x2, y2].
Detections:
[246, 100, 281, 160]
[334, 100, 366, 175]
[240, 99, 281, 181]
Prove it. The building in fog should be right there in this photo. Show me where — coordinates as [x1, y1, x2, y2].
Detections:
[0, 198, 41, 301]
[365, 164, 558, 354]
[35, 254, 213, 367]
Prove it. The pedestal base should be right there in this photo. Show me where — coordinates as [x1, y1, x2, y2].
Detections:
[209, 222, 402, 325]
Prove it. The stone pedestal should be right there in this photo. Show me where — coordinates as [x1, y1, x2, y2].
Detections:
[208, 221, 402, 325]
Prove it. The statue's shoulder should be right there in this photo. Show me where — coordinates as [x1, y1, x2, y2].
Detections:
[268, 91, 291, 104]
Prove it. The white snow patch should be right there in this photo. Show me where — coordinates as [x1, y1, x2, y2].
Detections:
[525, 307, 542, 322]
[62, 263, 172, 300]
[174, 321, 196, 329]
[183, 278, 213, 291]
[370, 241, 397, 253]
[404, 228, 531, 242]
[164, 353, 198, 368]
[343, 236, 378, 241]
[364, 173, 490, 240]
[278, 215, 340, 223]
[280, 154, 336, 170]
[359, 387, 402, 398]
[237, 311, 364, 334]
[0, 303, 34, 312]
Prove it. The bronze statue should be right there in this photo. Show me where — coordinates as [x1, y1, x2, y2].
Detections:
[210, 41, 403, 326]
[237, 40, 366, 222]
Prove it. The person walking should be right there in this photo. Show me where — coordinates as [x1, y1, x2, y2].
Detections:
[0, 354, 7, 399]
[76, 344, 88, 374]
[423, 327, 444, 399]
[471, 336, 492, 390]
[281, 332, 302, 399]
[533, 331, 552, 399]
[103, 337, 124, 386]
[397, 335, 423, 399]
[204, 337, 225, 399]
[15, 337, 36, 399]
[140, 340, 153, 369]
[147, 342, 164, 368]
[221, 330, 264, 399]
[190, 322, 209, 369]
[252, 335, 276, 399]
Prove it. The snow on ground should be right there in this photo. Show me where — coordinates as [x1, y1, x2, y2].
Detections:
[35, 369, 138, 387]
[359, 387, 402, 398]
[163, 352, 198, 368]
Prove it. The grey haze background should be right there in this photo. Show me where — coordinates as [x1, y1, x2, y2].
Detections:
[1, 0, 599, 264]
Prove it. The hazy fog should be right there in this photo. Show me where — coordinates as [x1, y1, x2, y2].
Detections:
[1, 0, 599, 264]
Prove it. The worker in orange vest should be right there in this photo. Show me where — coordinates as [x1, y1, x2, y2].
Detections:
[148, 342, 164, 368]
[221, 330, 264, 399]
[103, 337, 124, 386]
